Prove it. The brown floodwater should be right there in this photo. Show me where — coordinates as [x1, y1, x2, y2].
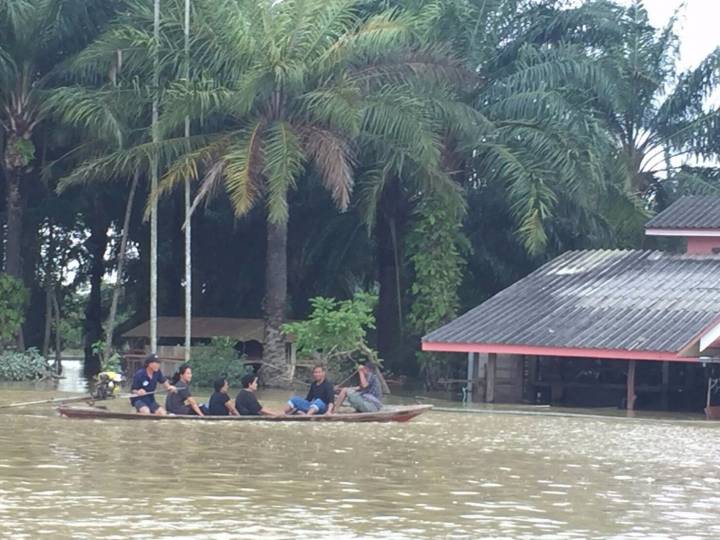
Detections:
[1, 363, 719, 539]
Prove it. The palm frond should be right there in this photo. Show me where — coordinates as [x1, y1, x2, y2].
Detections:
[301, 126, 355, 210]
[222, 121, 266, 218]
[263, 121, 305, 224]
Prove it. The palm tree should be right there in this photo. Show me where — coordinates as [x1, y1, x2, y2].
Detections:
[148, 0, 460, 382]
[356, 0, 620, 362]
[0, 1, 118, 353]
[598, 2, 720, 206]
[511, 0, 720, 209]
[0, 0, 115, 280]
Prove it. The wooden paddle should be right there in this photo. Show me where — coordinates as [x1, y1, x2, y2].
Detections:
[0, 391, 157, 410]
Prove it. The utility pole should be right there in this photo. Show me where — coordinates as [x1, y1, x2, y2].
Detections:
[184, 0, 192, 362]
[150, 0, 161, 353]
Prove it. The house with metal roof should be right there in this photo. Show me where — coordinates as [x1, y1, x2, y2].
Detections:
[422, 196, 720, 413]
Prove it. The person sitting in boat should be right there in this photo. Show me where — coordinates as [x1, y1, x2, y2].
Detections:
[334, 359, 383, 413]
[165, 364, 205, 416]
[284, 365, 335, 416]
[208, 377, 239, 416]
[235, 373, 277, 416]
[130, 353, 176, 415]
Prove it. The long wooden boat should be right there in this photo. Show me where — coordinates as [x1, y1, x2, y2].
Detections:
[57, 404, 432, 423]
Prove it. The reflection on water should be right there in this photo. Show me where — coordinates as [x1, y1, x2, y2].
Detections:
[56, 360, 88, 394]
[0, 386, 719, 539]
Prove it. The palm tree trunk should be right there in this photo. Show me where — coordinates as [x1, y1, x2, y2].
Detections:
[83, 201, 110, 377]
[263, 219, 289, 385]
[105, 172, 139, 358]
[376, 177, 404, 365]
[149, 0, 161, 354]
[52, 292, 62, 374]
[4, 166, 23, 279]
[3, 159, 25, 350]
[42, 223, 55, 358]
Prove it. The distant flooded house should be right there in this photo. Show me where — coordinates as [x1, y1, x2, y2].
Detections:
[122, 316, 296, 374]
[423, 196, 720, 413]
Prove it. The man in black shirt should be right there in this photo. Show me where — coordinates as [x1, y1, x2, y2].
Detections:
[284, 365, 335, 415]
[235, 373, 277, 416]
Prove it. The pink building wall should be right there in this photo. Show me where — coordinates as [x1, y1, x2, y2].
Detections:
[686, 236, 720, 255]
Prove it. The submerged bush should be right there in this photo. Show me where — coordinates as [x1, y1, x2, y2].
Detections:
[0, 348, 52, 381]
[189, 337, 251, 387]
[0, 274, 28, 346]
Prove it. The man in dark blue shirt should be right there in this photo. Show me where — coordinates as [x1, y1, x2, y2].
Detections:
[130, 353, 176, 415]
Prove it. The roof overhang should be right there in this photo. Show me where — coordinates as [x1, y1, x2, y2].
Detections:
[422, 341, 700, 363]
[674, 314, 720, 357]
[645, 227, 720, 237]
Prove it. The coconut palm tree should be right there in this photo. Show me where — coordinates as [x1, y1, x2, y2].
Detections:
[355, 0, 620, 361]
[0, 0, 116, 280]
[510, 0, 720, 209]
[150, 0, 464, 382]
[55, 0, 461, 381]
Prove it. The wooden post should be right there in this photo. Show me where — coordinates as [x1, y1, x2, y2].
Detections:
[486, 353, 497, 403]
[626, 360, 637, 411]
[288, 342, 297, 381]
[661, 361, 670, 410]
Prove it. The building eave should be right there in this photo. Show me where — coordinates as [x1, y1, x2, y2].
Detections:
[645, 227, 720, 237]
[421, 341, 698, 363]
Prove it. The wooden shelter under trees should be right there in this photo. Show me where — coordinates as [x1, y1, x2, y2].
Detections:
[423, 197, 720, 413]
[122, 316, 296, 370]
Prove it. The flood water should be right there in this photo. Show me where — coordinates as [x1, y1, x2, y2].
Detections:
[1, 364, 719, 539]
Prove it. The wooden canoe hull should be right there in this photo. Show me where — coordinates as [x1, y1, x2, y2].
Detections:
[57, 404, 432, 423]
[705, 405, 720, 420]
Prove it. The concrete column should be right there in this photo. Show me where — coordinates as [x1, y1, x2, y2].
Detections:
[661, 361, 670, 410]
[525, 355, 538, 402]
[486, 353, 497, 403]
[466, 352, 475, 402]
[627, 360, 637, 411]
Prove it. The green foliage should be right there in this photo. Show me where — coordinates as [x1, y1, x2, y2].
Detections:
[91, 340, 121, 372]
[406, 194, 466, 386]
[406, 198, 465, 336]
[0, 274, 28, 346]
[0, 348, 51, 381]
[189, 337, 250, 388]
[9, 137, 35, 167]
[283, 292, 381, 371]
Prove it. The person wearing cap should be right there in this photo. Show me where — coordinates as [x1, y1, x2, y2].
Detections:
[333, 359, 383, 413]
[130, 353, 177, 415]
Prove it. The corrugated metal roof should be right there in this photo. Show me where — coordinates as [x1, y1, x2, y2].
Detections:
[123, 317, 294, 342]
[646, 196, 720, 229]
[423, 250, 720, 352]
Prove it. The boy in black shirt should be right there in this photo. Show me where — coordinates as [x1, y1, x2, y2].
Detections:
[235, 373, 277, 416]
[284, 365, 335, 415]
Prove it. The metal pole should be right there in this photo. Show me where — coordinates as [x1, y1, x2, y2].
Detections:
[184, 0, 192, 362]
[150, 0, 160, 354]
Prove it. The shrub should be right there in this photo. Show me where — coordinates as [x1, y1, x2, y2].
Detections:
[189, 337, 251, 387]
[0, 348, 52, 381]
[0, 274, 28, 347]
[283, 291, 382, 381]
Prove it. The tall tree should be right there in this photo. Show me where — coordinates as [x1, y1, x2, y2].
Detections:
[0, 0, 117, 280]
[150, 0, 460, 382]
